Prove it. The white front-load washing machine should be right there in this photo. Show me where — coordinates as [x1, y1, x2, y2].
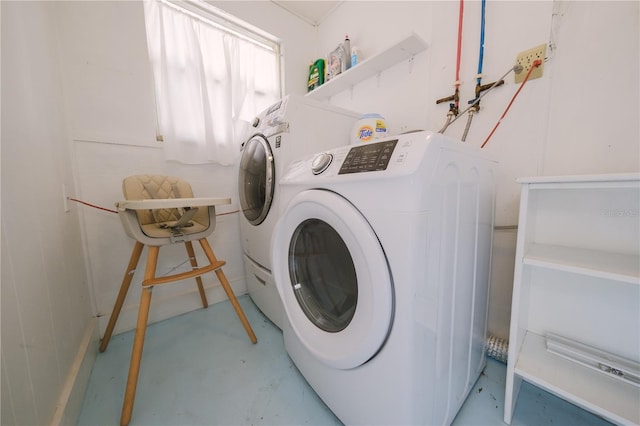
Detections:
[238, 95, 358, 329]
[271, 131, 497, 425]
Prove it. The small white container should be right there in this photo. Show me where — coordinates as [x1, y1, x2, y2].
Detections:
[351, 113, 388, 144]
[351, 46, 363, 66]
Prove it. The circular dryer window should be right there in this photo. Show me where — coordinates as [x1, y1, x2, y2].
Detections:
[238, 134, 274, 225]
[272, 190, 394, 370]
[288, 218, 358, 333]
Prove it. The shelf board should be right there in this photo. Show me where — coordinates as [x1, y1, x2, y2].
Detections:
[523, 244, 640, 284]
[305, 33, 427, 101]
[515, 331, 640, 425]
[518, 173, 640, 185]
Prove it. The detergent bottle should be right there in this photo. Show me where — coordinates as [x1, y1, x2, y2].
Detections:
[307, 59, 325, 92]
[351, 113, 388, 144]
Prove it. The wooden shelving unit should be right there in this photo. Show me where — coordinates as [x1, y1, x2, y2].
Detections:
[504, 173, 640, 426]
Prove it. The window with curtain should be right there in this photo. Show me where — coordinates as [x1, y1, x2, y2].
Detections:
[143, 0, 281, 165]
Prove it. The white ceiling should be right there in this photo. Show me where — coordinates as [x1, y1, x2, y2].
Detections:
[271, 1, 343, 26]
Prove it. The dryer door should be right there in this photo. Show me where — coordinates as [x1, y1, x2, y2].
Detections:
[272, 190, 394, 370]
[238, 134, 275, 225]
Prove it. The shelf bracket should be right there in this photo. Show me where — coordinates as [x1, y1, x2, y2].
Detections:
[408, 54, 415, 74]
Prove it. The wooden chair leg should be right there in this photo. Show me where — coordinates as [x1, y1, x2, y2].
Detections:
[100, 241, 144, 353]
[184, 241, 208, 308]
[199, 238, 257, 344]
[120, 246, 157, 426]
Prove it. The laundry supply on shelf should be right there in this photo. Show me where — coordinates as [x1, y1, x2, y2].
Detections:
[342, 35, 351, 71]
[351, 46, 362, 66]
[307, 59, 325, 92]
[327, 35, 352, 81]
[351, 113, 388, 144]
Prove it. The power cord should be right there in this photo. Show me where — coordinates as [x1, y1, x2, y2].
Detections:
[481, 59, 542, 148]
[69, 198, 118, 214]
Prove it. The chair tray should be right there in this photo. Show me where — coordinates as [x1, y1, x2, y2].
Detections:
[117, 197, 231, 210]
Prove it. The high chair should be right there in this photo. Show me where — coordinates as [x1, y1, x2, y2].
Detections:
[99, 174, 257, 426]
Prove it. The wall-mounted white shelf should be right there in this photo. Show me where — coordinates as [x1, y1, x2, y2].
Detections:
[305, 33, 427, 101]
[504, 173, 640, 426]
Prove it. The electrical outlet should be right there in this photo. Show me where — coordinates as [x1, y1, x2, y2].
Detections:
[514, 44, 546, 83]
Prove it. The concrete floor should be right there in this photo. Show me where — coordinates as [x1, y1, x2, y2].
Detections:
[78, 295, 613, 425]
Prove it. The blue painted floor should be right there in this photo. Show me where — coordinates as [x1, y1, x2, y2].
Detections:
[78, 296, 613, 425]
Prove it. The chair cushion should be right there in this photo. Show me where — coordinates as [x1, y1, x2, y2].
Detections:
[122, 175, 210, 239]
[140, 220, 208, 238]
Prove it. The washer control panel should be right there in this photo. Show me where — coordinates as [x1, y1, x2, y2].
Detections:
[286, 131, 441, 182]
[338, 140, 399, 174]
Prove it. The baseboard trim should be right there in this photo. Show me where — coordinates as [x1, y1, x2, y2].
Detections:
[49, 317, 99, 426]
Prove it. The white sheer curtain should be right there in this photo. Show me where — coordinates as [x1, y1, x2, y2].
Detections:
[143, 0, 279, 165]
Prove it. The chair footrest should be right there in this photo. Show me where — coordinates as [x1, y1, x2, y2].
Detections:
[142, 260, 226, 286]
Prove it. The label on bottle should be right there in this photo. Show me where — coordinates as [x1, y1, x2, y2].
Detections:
[375, 119, 387, 137]
[358, 125, 375, 142]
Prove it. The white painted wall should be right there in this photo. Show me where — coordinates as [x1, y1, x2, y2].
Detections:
[1, 2, 96, 424]
[53, 1, 315, 338]
[315, 0, 639, 338]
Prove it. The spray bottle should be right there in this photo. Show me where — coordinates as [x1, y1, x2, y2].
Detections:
[342, 35, 352, 71]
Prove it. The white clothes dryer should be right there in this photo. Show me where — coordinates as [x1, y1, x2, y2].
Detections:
[271, 131, 497, 425]
[238, 95, 358, 329]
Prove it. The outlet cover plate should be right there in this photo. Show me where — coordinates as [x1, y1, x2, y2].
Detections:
[515, 44, 546, 83]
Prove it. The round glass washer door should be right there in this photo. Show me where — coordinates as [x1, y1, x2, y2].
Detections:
[272, 190, 394, 370]
[238, 134, 274, 225]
